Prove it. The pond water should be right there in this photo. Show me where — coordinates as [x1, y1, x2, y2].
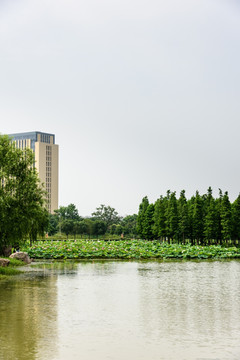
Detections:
[0, 260, 240, 360]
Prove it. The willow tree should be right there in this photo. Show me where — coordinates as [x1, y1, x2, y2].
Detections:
[0, 135, 47, 254]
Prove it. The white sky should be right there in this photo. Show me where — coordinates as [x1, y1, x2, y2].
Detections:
[1, 0, 240, 216]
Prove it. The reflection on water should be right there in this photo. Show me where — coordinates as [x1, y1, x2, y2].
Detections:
[0, 272, 58, 360]
[0, 260, 240, 360]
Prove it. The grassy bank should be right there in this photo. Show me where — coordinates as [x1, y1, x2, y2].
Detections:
[22, 240, 240, 260]
[0, 258, 24, 280]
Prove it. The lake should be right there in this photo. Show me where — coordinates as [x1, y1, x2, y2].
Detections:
[0, 260, 240, 360]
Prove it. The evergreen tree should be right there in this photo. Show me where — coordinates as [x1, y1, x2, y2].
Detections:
[152, 196, 167, 239]
[142, 203, 155, 240]
[187, 196, 195, 243]
[215, 189, 223, 243]
[152, 198, 161, 239]
[204, 187, 213, 209]
[192, 191, 204, 243]
[158, 195, 168, 239]
[137, 196, 149, 238]
[221, 191, 232, 241]
[165, 191, 178, 240]
[203, 187, 217, 242]
[137, 188, 239, 245]
[178, 190, 189, 243]
[232, 194, 240, 240]
[204, 197, 217, 242]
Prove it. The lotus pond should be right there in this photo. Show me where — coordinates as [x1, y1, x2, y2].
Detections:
[22, 240, 240, 260]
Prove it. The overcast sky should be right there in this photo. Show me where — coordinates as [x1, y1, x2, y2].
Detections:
[1, 0, 240, 216]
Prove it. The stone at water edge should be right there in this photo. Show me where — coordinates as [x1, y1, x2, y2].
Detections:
[0, 258, 10, 267]
[9, 252, 32, 264]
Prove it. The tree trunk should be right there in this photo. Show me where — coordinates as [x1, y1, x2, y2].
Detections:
[3, 245, 12, 257]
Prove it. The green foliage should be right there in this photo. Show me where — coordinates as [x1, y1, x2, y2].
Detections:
[0, 267, 21, 276]
[0, 135, 47, 253]
[165, 192, 178, 240]
[109, 224, 122, 235]
[22, 240, 240, 260]
[121, 214, 137, 236]
[61, 219, 75, 239]
[192, 191, 204, 242]
[142, 203, 155, 240]
[8, 258, 25, 266]
[29, 207, 49, 246]
[0, 258, 23, 278]
[92, 204, 121, 230]
[83, 218, 94, 238]
[48, 213, 58, 236]
[232, 194, 240, 239]
[136, 187, 240, 244]
[137, 196, 149, 238]
[153, 196, 167, 240]
[76, 220, 87, 236]
[204, 196, 217, 240]
[178, 190, 189, 242]
[221, 192, 232, 240]
[50, 203, 136, 239]
[92, 220, 107, 237]
[55, 203, 81, 222]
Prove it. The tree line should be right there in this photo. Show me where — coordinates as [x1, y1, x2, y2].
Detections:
[137, 188, 240, 245]
[48, 204, 137, 239]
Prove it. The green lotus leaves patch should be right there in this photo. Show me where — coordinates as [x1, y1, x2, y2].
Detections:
[22, 240, 240, 260]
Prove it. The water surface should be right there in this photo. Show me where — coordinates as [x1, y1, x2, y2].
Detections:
[0, 260, 240, 360]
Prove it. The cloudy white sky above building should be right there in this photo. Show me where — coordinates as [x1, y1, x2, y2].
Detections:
[1, 0, 240, 216]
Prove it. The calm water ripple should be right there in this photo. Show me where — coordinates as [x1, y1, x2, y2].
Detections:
[0, 260, 240, 360]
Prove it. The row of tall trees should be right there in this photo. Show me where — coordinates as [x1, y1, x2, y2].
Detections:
[137, 188, 240, 244]
[0, 135, 48, 254]
[48, 204, 137, 239]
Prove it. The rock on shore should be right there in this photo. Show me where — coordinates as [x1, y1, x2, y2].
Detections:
[0, 258, 10, 267]
[10, 252, 32, 264]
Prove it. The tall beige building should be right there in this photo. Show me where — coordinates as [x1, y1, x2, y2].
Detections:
[9, 131, 59, 213]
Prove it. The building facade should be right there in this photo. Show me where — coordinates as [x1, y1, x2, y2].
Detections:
[8, 131, 59, 213]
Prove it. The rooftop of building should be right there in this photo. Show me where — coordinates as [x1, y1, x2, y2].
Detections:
[8, 131, 55, 144]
